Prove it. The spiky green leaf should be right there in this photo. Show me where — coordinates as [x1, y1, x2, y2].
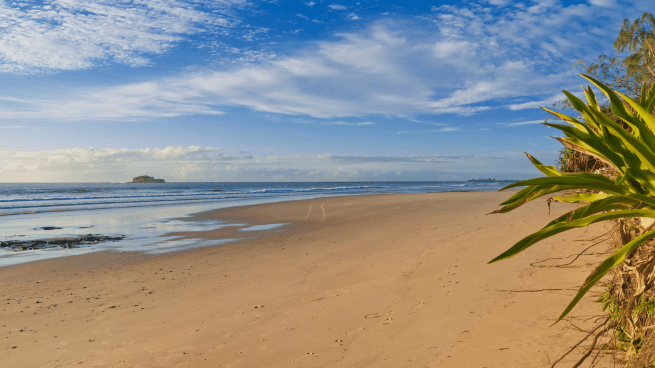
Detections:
[501, 177, 628, 195]
[541, 107, 589, 132]
[558, 228, 655, 321]
[489, 210, 655, 264]
[550, 193, 610, 203]
[584, 85, 600, 112]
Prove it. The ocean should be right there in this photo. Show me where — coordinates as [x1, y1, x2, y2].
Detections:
[0, 181, 513, 267]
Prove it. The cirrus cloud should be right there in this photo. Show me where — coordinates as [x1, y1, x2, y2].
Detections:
[0, 1, 650, 122]
[0, 0, 249, 73]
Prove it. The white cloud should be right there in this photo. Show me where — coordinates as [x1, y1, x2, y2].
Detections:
[324, 121, 374, 126]
[305, 1, 316, 7]
[0, 20, 586, 120]
[432, 41, 480, 62]
[502, 120, 544, 127]
[329, 5, 347, 10]
[1, 25, 456, 119]
[506, 94, 563, 110]
[1, 3, 648, 120]
[0, 0, 249, 73]
[486, 0, 511, 6]
[589, 0, 617, 7]
[347, 13, 360, 20]
[0, 146, 542, 182]
[436, 127, 458, 131]
[2, 81, 225, 120]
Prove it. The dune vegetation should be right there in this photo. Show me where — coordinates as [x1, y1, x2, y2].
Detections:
[492, 12, 655, 367]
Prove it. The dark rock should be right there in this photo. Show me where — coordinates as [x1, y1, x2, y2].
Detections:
[37, 227, 62, 231]
[0, 234, 125, 251]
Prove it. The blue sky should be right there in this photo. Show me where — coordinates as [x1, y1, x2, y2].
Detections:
[0, 0, 651, 182]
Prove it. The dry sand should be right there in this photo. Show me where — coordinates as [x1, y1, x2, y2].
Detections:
[1, 191, 612, 367]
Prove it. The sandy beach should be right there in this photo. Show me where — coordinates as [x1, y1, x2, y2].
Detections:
[1, 191, 611, 367]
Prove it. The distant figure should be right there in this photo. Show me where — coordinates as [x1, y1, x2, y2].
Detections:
[131, 175, 165, 183]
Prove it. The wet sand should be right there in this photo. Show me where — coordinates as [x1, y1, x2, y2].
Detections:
[1, 192, 610, 367]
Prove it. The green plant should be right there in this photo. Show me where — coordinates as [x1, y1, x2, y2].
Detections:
[598, 284, 634, 352]
[599, 289, 655, 356]
[490, 73, 655, 322]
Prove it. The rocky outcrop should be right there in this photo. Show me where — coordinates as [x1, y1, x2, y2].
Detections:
[0, 234, 125, 251]
[130, 175, 165, 183]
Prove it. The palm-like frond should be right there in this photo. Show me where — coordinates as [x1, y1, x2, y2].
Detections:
[491, 74, 655, 321]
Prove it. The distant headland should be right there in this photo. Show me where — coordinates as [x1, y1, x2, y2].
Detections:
[130, 175, 165, 183]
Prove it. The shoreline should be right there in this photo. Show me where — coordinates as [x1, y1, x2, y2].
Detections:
[0, 181, 511, 218]
[1, 191, 609, 367]
[0, 191, 510, 268]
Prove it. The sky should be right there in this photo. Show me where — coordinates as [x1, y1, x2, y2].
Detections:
[0, 0, 651, 182]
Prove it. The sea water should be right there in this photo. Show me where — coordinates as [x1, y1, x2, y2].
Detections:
[0, 181, 513, 267]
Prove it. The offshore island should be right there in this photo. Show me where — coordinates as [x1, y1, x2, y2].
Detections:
[130, 175, 165, 183]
